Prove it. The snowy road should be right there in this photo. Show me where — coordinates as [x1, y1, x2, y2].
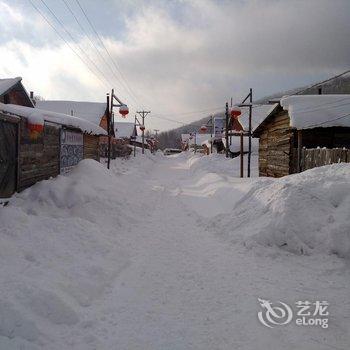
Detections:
[1, 153, 350, 349]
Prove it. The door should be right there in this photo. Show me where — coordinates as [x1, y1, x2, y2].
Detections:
[0, 119, 18, 198]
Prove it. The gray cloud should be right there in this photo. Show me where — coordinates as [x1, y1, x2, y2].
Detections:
[0, 0, 349, 130]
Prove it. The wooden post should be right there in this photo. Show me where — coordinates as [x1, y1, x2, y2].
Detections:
[297, 130, 302, 173]
[225, 102, 229, 158]
[106, 93, 111, 169]
[247, 88, 252, 178]
[210, 116, 213, 154]
[133, 116, 136, 157]
[240, 131, 244, 178]
[142, 115, 145, 155]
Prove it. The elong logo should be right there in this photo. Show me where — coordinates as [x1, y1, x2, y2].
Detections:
[258, 298, 329, 329]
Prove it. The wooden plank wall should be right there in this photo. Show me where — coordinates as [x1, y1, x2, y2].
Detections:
[83, 134, 100, 161]
[258, 110, 292, 177]
[300, 148, 350, 171]
[18, 121, 60, 191]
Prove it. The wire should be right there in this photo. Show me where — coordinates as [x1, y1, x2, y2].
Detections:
[39, 0, 115, 89]
[28, 0, 109, 90]
[307, 112, 350, 128]
[60, 0, 134, 106]
[295, 69, 350, 95]
[74, 0, 140, 107]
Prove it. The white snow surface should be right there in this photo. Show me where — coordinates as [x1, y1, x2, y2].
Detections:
[0, 77, 21, 96]
[0, 152, 349, 349]
[0, 103, 106, 135]
[281, 94, 350, 129]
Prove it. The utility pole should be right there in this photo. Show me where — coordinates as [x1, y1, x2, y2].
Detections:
[225, 102, 229, 158]
[210, 116, 213, 154]
[133, 115, 137, 157]
[106, 93, 111, 169]
[248, 88, 252, 178]
[108, 88, 129, 167]
[136, 110, 151, 154]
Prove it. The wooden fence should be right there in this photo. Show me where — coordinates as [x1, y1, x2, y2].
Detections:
[300, 147, 350, 171]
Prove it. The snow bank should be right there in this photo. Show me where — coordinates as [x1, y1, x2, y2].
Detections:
[280, 94, 350, 129]
[0, 159, 142, 348]
[209, 163, 350, 257]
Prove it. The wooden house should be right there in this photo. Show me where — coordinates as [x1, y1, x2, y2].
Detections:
[36, 100, 110, 156]
[252, 95, 350, 177]
[0, 101, 106, 198]
[0, 77, 35, 107]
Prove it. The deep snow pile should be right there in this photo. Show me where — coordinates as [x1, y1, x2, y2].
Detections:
[209, 163, 350, 257]
[0, 160, 144, 349]
[185, 152, 259, 177]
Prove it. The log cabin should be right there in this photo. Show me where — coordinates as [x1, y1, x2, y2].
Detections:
[0, 100, 106, 198]
[36, 100, 111, 156]
[252, 95, 350, 177]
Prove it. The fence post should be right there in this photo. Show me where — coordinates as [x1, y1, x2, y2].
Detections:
[297, 130, 302, 172]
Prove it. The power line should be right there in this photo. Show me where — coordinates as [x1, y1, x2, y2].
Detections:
[74, 0, 140, 107]
[28, 0, 109, 90]
[295, 69, 350, 95]
[60, 0, 133, 106]
[307, 112, 350, 128]
[39, 0, 115, 89]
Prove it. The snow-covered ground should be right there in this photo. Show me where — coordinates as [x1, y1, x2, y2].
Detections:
[0, 151, 349, 349]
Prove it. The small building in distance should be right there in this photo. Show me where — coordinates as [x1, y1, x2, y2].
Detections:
[114, 122, 137, 142]
[252, 95, 350, 177]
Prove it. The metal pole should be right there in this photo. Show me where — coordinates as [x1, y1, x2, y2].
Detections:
[225, 102, 229, 158]
[210, 116, 213, 154]
[142, 114, 145, 154]
[134, 115, 136, 157]
[240, 131, 244, 178]
[248, 88, 252, 177]
[106, 93, 111, 169]
[297, 130, 302, 173]
[194, 132, 197, 154]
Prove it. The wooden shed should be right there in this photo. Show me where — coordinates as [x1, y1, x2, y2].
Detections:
[252, 95, 350, 177]
[0, 103, 106, 198]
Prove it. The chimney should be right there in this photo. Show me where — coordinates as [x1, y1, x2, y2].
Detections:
[30, 91, 36, 106]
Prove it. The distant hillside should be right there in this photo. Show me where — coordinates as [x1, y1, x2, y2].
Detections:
[158, 71, 350, 149]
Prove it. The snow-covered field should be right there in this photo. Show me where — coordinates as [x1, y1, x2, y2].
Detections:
[0, 151, 349, 349]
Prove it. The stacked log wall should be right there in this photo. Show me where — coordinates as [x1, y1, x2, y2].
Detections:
[18, 121, 60, 191]
[258, 110, 292, 177]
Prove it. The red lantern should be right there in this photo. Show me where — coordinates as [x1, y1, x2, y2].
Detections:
[230, 106, 241, 119]
[28, 123, 44, 133]
[140, 125, 145, 131]
[119, 105, 129, 117]
[27, 115, 44, 140]
[200, 125, 207, 133]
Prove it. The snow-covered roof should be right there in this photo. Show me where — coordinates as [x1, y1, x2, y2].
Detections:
[239, 104, 278, 131]
[36, 100, 106, 126]
[188, 133, 212, 146]
[0, 103, 106, 135]
[181, 134, 191, 142]
[280, 95, 350, 129]
[0, 77, 22, 96]
[115, 122, 135, 139]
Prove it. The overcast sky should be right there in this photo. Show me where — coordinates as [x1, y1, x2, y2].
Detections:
[1, 0, 349, 130]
